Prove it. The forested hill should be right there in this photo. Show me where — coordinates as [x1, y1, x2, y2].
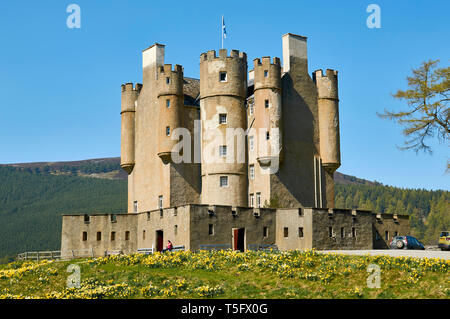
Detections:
[0, 158, 448, 262]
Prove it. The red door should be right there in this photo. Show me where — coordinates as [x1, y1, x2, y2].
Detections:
[156, 230, 163, 252]
[233, 229, 239, 250]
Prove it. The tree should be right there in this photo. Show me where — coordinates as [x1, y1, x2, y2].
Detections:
[378, 59, 449, 169]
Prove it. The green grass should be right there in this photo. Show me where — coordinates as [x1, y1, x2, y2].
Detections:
[0, 250, 448, 299]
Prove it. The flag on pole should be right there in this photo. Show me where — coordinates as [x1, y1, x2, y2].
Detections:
[222, 16, 227, 39]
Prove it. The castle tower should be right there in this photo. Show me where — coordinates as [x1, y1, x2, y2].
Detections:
[199, 49, 248, 206]
[120, 83, 141, 174]
[313, 69, 341, 174]
[313, 69, 341, 208]
[157, 64, 184, 163]
[248, 57, 282, 207]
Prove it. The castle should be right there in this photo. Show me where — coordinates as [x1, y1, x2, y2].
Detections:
[61, 33, 409, 256]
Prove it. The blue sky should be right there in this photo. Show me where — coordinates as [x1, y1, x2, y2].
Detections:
[0, 0, 448, 190]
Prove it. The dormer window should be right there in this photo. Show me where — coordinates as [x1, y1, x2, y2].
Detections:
[219, 72, 227, 82]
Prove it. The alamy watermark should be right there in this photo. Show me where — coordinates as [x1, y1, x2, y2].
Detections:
[366, 263, 381, 288]
[366, 4, 381, 29]
[66, 4, 81, 29]
[66, 264, 81, 288]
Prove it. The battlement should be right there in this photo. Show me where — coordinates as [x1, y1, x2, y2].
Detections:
[313, 69, 338, 81]
[200, 49, 247, 63]
[253, 56, 281, 68]
[158, 64, 183, 75]
[313, 68, 339, 101]
[121, 82, 143, 93]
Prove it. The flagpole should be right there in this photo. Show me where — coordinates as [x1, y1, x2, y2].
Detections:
[221, 15, 224, 49]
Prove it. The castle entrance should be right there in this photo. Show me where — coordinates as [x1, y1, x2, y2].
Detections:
[156, 230, 164, 252]
[233, 228, 245, 252]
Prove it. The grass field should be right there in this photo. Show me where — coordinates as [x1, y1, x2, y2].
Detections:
[1, 250, 449, 299]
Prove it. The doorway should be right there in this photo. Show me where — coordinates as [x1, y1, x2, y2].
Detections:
[156, 230, 164, 252]
[233, 228, 245, 252]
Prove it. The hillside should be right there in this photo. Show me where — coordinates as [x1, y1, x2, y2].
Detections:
[0, 158, 448, 261]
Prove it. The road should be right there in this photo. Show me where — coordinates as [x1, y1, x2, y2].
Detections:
[317, 249, 450, 260]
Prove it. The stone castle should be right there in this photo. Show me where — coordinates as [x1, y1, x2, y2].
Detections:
[61, 33, 409, 256]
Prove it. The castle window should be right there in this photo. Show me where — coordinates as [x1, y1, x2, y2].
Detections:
[97, 232, 102, 241]
[265, 99, 269, 108]
[385, 231, 389, 241]
[220, 176, 228, 187]
[174, 225, 178, 235]
[263, 226, 268, 238]
[111, 231, 115, 241]
[249, 165, 255, 180]
[328, 227, 334, 238]
[166, 126, 170, 136]
[266, 131, 270, 140]
[298, 227, 304, 238]
[249, 136, 254, 151]
[133, 201, 138, 213]
[158, 195, 163, 209]
[249, 103, 254, 115]
[143, 230, 146, 240]
[166, 77, 170, 84]
[264, 70, 268, 78]
[219, 71, 227, 82]
[341, 227, 345, 238]
[166, 99, 170, 108]
[83, 214, 90, 223]
[256, 192, 261, 208]
[219, 145, 227, 157]
[250, 193, 254, 207]
[208, 224, 214, 235]
[82, 232, 87, 241]
[284, 227, 289, 238]
[125, 231, 130, 241]
[352, 227, 356, 238]
[219, 113, 227, 124]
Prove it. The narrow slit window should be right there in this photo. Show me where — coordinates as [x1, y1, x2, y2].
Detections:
[208, 224, 214, 235]
[264, 70, 268, 77]
[158, 195, 163, 209]
[284, 227, 289, 238]
[166, 99, 170, 108]
[341, 227, 345, 238]
[166, 126, 170, 136]
[265, 99, 269, 108]
[298, 227, 304, 238]
[143, 230, 146, 240]
[82, 232, 87, 241]
[263, 226, 268, 238]
[125, 231, 130, 241]
[111, 231, 116, 241]
[166, 77, 170, 84]
[219, 145, 227, 157]
[97, 232, 101, 241]
[256, 192, 261, 208]
[328, 227, 334, 238]
[250, 193, 254, 207]
[174, 225, 178, 235]
[249, 164, 255, 180]
[352, 227, 356, 238]
[266, 131, 270, 140]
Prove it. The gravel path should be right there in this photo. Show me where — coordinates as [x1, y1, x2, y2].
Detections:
[317, 249, 450, 260]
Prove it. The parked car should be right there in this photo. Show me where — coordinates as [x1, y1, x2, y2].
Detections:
[438, 231, 450, 251]
[390, 236, 425, 250]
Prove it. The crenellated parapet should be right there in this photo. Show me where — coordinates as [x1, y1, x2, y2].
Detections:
[199, 49, 247, 100]
[253, 57, 281, 92]
[157, 64, 184, 98]
[313, 69, 338, 100]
